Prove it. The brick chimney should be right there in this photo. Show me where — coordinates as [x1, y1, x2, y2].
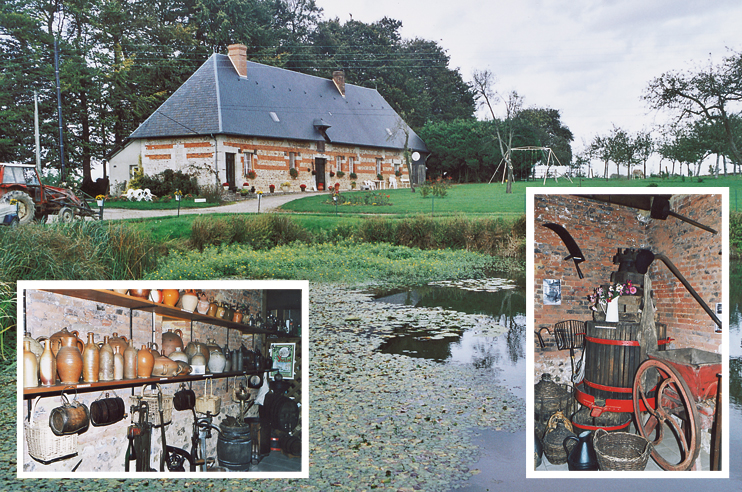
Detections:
[228, 44, 247, 77]
[332, 70, 345, 97]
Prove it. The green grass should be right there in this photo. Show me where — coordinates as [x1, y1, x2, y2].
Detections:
[144, 241, 519, 284]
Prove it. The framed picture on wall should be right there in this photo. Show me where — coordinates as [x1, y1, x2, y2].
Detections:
[270, 342, 296, 379]
[543, 279, 561, 305]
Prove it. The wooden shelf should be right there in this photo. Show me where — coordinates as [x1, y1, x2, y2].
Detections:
[41, 289, 272, 334]
[23, 370, 264, 399]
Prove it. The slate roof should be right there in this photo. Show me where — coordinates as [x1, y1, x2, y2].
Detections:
[129, 54, 428, 153]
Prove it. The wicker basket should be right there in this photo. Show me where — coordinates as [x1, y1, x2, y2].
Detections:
[130, 384, 172, 427]
[593, 428, 652, 471]
[24, 396, 78, 463]
[195, 378, 221, 416]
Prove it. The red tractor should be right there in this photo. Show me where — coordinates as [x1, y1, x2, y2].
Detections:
[0, 163, 99, 224]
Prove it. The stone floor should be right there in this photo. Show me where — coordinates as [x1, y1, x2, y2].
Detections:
[250, 450, 302, 472]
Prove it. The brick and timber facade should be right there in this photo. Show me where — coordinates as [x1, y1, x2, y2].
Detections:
[109, 44, 427, 194]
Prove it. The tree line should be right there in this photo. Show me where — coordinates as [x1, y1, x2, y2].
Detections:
[0, 0, 476, 181]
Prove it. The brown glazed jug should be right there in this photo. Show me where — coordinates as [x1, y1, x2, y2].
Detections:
[98, 335, 114, 382]
[82, 332, 100, 383]
[113, 345, 124, 380]
[206, 300, 218, 317]
[137, 344, 154, 378]
[152, 354, 180, 377]
[38, 338, 57, 386]
[49, 327, 84, 358]
[161, 329, 184, 357]
[123, 339, 138, 380]
[56, 336, 83, 384]
[148, 342, 161, 358]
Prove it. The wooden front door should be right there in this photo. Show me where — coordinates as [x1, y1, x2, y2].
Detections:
[315, 158, 326, 190]
[226, 153, 236, 190]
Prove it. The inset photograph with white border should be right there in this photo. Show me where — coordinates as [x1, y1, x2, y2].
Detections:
[17, 280, 309, 479]
[526, 188, 728, 478]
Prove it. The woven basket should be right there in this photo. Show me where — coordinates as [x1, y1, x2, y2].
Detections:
[130, 384, 172, 427]
[195, 378, 221, 416]
[24, 396, 78, 463]
[593, 428, 652, 471]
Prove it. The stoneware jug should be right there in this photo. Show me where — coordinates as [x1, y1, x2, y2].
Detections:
[152, 354, 181, 377]
[108, 332, 129, 358]
[39, 338, 57, 386]
[113, 345, 125, 381]
[82, 332, 100, 383]
[161, 329, 184, 357]
[564, 430, 599, 471]
[123, 339, 138, 380]
[98, 335, 114, 382]
[162, 289, 180, 307]
[137, 344, 154, 378]
[49, 327, 84, 358]
[181, 290, 199, 312]
[23, 341, 38, 388]
[56, 336, 83, 384]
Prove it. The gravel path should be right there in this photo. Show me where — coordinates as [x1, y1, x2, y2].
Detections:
[99, 191, 322, 220]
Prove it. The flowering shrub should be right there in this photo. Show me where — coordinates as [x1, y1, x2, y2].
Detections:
[289, 168, 299, 178]
[300, 184, 307, 191]
[269, 184, 275, 192]
[247, 171, 257, 180]
[588, 280, 637, 312]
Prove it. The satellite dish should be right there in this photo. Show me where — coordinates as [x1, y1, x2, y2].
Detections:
[411, 151, 420, 161]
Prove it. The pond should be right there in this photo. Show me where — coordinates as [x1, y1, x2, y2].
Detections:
[371, 278, 526, 398]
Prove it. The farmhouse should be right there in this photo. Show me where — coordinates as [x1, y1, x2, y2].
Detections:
[108, 44, 428, 194]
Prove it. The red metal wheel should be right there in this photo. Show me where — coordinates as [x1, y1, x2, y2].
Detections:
[632, 358, 700, 471]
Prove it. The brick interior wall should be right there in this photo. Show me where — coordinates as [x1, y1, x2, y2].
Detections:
[22, 288, 298, 473]
[534, 194, 722, 382]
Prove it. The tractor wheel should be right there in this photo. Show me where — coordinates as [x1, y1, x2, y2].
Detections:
[58, 206, 75, 223]
[1, 190, 35, 225]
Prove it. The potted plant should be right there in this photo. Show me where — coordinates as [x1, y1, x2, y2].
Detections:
[95, 194, 106, 207]
[242, 182, 250, 189]
[395, 170, 402, 177]
[351, 181, 357, 189]
[247, 170, 257, 180]
[337, 171, 345, 178]
[377, 173, 383, 181]
[349, 172, 357, 180]
[289, 168, 299, 178]
[281, 181, 291, 192]
[330, 171, 335, 178]
[222, 182, 229, 191]
[311, 170, 316, 176]
[300, 184, 307, 192]
[269, 184, 275, 193]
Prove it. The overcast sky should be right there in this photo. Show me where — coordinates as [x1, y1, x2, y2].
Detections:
[318, 0, 742, 160]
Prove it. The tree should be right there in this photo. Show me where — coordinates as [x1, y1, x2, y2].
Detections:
[634, 130, 653, 178]
[644, 49, 742, 165]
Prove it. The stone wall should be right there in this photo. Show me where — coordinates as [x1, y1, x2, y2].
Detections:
[21, 288, 295, 473]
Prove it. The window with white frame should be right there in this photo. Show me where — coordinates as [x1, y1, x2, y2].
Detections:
[394, 161, 401, 174]
[289, 152, 296, 169]
[376, 158, 382, 175]
[244, 153, 253, 175]
[348, 156, 355, 174]
[336, 156, 342, 173]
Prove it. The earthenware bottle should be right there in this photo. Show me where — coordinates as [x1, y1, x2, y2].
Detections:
[49, 327, 84, 358]
[124, 339, 138, 379]
[113, 345, 124, 380]
[38, 338, 57, 386]
[137, 344, 154, 378]
[82, 332, 100, 383]
[23, 341, 38, 388]
[196, 292, 210, 314]
[98, 335, 114, 381]
[168, 346, 189, 364]
[56, 336, 83, 384]
[23, 331, 43, 361]
[162, 289, 179, 307]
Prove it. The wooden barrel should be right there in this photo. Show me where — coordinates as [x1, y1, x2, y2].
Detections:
[260, 393, 300, 433]
[583, 320, 642, 403]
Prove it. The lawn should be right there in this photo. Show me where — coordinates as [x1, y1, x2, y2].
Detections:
[279, 176, 742, 214]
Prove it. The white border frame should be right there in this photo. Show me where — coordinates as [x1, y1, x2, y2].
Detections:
[17, 279, 310, 480]
[526, 187, 729, 479]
